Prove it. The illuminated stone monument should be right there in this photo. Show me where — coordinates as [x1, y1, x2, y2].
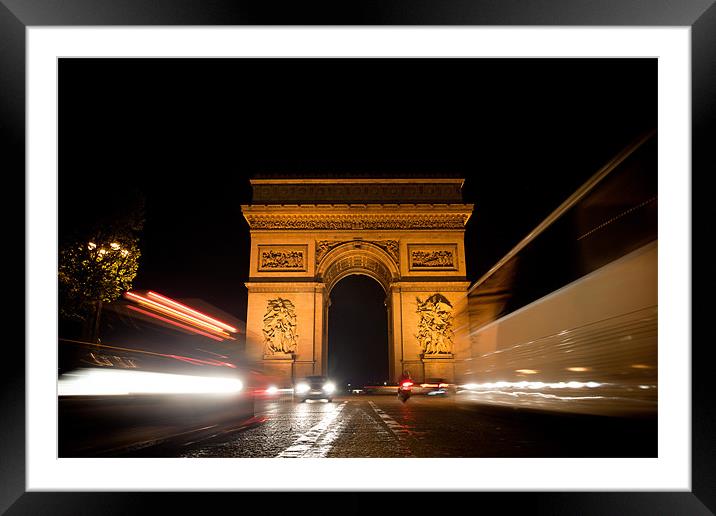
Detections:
[241, 178, 473, 385]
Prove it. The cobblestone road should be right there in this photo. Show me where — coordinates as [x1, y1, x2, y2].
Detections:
[179, 395, 656, 458]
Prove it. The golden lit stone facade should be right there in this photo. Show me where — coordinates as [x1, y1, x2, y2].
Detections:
[242, 178, 473, 385]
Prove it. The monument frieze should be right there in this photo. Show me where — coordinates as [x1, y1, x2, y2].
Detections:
[245, 214, 470, 231]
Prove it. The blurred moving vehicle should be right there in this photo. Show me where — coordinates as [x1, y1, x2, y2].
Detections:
[459, 131, 658, 417]
[421, 378, 450, 396]
[58, 295, 257, 457]
[294, 376, 336, 402]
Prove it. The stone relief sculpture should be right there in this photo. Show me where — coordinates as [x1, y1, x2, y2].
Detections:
[260, 249, 304, 269]
[257, 245, 307, 271]
[411, 249, 455, 268]
[374, 240, 400, 263]
[415, 293, 454, 355]
[315, 240, 344, 263]
[263, 298, 298, 355]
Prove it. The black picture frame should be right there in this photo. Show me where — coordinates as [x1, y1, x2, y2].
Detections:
[3, 0, 713, 513]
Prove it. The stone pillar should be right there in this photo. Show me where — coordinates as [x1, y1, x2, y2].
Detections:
[244, 282, 324, 387]
[312, 283, 327, 377]
[392, 281, 470, 384]
[422, 354, 456, 382]
[389, 284, 404, 383]
[262, 354, 296, 385]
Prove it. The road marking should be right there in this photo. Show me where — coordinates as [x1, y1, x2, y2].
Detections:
[368, 401, 410, 437]
[276, 401, 348, 458]
[368, 401, 414, 457]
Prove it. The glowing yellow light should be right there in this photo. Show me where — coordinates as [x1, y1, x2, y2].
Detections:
[566, 367, 591, 372]
[631, 364, 653, 369]
[515, 369, 539, 374]
[110, 242, 120, 250]
[121, 249, 129, 257]
[87, 242, 97, 250]
[98, 249, 107, 255]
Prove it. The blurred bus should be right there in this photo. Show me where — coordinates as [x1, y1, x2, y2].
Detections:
[457, 131, 658, 417]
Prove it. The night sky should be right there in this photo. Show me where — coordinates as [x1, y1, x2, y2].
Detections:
[59, 58, 655, 384]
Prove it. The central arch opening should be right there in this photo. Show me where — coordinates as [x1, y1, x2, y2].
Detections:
[327, 274, 388, 388]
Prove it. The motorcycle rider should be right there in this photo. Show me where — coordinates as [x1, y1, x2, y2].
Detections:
[397, 370, 413, 402]
[398, 370, 412, 385]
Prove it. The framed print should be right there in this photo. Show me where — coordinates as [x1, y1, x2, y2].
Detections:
[5, 0, 714, 513]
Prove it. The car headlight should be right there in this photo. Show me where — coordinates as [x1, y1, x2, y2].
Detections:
[295, 383, 310, 394]
[323, 382, 336, 394]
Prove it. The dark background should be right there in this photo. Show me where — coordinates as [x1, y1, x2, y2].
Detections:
[59, 58, 656, 385]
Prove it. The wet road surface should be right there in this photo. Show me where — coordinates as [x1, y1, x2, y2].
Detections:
[177, 394, 656, 458]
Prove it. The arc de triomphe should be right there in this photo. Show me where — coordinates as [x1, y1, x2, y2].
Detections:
[241, 178, 473, 385]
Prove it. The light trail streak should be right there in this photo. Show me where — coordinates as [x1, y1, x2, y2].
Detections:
[125, 292, 231, 338]
[127, 305, 225, 341]
[58, 368, 243, 396]
[147, 291, 238, 333]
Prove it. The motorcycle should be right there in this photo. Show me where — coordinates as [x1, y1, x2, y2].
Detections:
[397, 380, 413, 403]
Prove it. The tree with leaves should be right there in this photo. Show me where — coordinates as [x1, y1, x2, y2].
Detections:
[58, 192, 144, 342]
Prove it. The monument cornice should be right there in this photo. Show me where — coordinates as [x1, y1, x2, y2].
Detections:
[250, 178, 465, 185]
[248, 177, 467, 204]
[390, 281, 471, 292]
[241, 204, 474, 230]
[242, 203, 473, 211]
[245, 281, 327, 294]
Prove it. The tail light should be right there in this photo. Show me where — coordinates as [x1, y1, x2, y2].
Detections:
[401, 381, 413, 388]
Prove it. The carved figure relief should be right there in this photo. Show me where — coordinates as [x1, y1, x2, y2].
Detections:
[315, 241, 344, 264]
[412, 250, 454, 267]
[373, 240, 400, 263]
[415, 293, 454, 355]
[408, 244, 458, 271]
[257, 245, 307, 272]
[262, 298, 298, 355]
